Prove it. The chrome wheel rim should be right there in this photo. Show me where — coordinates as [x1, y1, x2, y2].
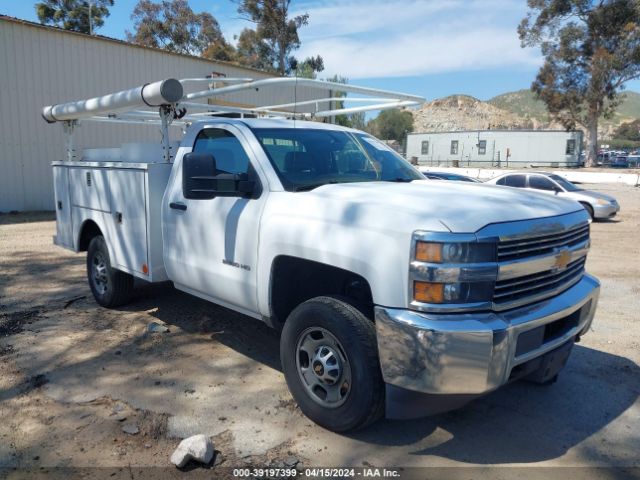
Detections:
[91, 251, 109, 295]
[295, 326, 351, 408]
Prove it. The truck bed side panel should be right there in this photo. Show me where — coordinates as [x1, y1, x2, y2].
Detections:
[52, 161, 171, 283]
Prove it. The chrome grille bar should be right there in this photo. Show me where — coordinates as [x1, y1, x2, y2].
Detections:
[495, 258, 585, 292]
[499, 223, 589, 247]
[494, 258, 586, 302]
[498, 223, 589, 261]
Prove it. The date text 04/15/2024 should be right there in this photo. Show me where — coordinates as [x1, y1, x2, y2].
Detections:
[232, 468, 401, 478]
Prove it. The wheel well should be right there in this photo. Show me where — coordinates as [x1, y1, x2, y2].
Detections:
[579, 201, 594, 216]
[270, 256, 373, 325]
[78, 220, 102, 251]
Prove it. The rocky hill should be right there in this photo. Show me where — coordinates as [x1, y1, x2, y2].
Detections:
[411, 90, 640, 139]
[411, 95, 531, 133]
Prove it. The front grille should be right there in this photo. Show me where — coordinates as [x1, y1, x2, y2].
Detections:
[494, 257, 586, 305]
[497, 223, 589, 261]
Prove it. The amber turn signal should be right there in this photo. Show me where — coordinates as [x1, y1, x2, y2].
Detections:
[414, 281, 444, 303]
[415, 241, 442, 263]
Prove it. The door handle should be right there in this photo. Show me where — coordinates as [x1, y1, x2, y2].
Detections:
[169, 202, 187, 211]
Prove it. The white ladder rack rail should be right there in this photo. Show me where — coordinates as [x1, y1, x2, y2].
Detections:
[42, 76, 425, 162]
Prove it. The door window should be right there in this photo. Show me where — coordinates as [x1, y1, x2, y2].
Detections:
[504, 174, 526, 188]
[529, 175, 557, 191]
[193, 128, 251, 175]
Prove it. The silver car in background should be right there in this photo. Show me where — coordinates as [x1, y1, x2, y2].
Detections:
[486, 172, 620, 220]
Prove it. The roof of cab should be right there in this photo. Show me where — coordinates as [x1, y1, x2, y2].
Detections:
[193, 117, 362, 133]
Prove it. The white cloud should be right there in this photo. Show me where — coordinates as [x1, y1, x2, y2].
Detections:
[292, 0, 462, 40]
[293, 0, 541, 78]
[299, 27, 541, 78]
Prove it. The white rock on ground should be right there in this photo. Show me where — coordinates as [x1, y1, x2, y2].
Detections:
[170, 434, 214, 468]
[122, 424, 139, 435]
[147, 321, 170, 333]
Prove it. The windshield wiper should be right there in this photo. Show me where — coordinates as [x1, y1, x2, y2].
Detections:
[294, 181, 338, 192]
[385, 178, 414, 183]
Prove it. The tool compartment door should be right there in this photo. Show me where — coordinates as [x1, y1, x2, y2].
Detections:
[69, 168, 112, 212]
[107, 169, 148, 275]
[53, 166, 73, 248]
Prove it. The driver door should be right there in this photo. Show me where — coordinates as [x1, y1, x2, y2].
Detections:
[162, 125, 266, 317]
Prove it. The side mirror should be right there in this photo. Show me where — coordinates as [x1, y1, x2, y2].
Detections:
[182, 152, 255, 200]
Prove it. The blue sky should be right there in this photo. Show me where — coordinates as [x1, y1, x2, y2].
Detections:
[3, 0, 639, 100]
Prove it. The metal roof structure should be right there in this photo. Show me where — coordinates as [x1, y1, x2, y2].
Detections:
[43, 76, 425, 124]
[42, 75, 426, 161]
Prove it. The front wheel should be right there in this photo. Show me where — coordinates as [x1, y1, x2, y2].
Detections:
[280, 296, 384, 432]
[87, 235, 133, 308]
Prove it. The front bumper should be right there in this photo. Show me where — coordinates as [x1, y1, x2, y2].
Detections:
[593, 202, 620, 219]
[375, 274, 600, 396]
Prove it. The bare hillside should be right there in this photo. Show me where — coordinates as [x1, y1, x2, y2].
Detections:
[411, 95, 535, 133]
[412, 91, 640, 139]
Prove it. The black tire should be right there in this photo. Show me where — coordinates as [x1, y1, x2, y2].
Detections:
[580, 202, 595, 220]
[87, 235, 133, 308]
[280, 296, 384, 432]
[538, 374, 559, 386]
[526, 373, 559, 386]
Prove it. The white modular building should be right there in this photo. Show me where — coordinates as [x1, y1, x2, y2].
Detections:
[0, 16, 332, 211]
[406, 130, 584, 168]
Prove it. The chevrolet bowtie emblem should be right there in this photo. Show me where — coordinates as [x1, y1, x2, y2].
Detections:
[555, 249, 571, 270]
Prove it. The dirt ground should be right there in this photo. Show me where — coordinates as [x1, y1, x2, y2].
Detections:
[0, 184, 639, 478]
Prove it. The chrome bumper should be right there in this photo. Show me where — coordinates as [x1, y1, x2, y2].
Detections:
[375, 274, 600, 395]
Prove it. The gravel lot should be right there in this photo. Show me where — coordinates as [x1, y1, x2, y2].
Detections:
[0, 184, 638, 478]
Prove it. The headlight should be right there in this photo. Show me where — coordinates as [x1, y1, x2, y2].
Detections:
[411, 235, 497, 308]
[415, 241, 495, 263]
[596, 199, 610, 206]
[414, 280, 494, 304]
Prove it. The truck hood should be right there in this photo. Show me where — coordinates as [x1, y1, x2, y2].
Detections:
[305, 180, 583, 233]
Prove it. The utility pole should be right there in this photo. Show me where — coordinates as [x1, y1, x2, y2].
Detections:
[89, 0, 93, 35]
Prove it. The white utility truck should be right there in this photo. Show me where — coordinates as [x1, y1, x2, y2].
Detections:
[44, 76, 600, 432]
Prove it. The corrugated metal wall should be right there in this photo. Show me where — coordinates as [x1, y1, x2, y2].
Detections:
[0, 17, 327, 211]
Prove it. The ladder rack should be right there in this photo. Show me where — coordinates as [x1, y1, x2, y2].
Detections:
[42, 75, 425, 161]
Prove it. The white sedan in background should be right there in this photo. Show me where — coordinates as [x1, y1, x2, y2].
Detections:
[486, 172, 620, 220]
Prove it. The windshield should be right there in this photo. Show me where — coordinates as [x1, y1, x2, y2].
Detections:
[549, 174, 581, 192]
[250, 128, 423, 191]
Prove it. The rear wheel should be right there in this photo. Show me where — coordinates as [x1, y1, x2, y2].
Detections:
[87, 235, 133, 307]
[280, 296, 384, 432]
